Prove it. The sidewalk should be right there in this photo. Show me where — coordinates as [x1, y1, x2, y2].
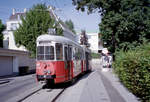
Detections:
[93, 59, 139, 102]
[57, 59, 139, 102]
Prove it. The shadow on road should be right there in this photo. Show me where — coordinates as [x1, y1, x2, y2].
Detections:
[42, 70, 93, 89]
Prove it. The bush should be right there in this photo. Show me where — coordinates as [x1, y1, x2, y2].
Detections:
[91, 53, 100, 59]
[113, 43, 150, 101]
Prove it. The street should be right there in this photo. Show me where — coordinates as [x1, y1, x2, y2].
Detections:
[0, 59, 139, 102]
[0, 74, 41, 102]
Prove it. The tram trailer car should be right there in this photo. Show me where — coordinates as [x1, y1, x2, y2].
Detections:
[36, 34, 92, 84]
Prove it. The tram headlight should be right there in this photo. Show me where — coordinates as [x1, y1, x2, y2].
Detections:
[47, 70, 51, 74]
[36, 63, 40, 67]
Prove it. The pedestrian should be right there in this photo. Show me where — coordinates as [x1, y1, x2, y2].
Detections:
[100, 48, 112, 72]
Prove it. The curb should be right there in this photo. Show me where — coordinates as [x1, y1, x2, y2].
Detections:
[0, 80, 10, 84]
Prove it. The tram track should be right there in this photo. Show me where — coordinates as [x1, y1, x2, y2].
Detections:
[51, 88, 66, 102]
[18, 88, 43, 102]
[19, 85, 66, 102]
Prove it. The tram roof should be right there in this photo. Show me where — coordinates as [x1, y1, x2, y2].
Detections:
[37, 34, 81, 47]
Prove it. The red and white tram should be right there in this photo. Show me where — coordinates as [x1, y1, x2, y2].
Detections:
[36, 34, 92, 84]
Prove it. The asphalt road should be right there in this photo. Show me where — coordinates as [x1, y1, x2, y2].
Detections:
[0, 74, 38, 102]
[0, 59, 139, 102]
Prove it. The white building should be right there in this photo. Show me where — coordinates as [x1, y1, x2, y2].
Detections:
[3, 8, 27, 51]
[76, 32, 103, 53]
[0, 48, 35, 76]
[1, 9, 34, 76]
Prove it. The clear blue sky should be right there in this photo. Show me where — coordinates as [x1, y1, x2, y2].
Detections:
[0, 0, 100, 33]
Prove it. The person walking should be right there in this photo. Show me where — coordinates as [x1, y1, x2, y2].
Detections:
[100, 48, 112, 72]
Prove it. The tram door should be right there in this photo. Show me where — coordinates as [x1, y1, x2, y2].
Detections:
[64, 45, 72, 80]
[72, 47, 77, 76]
[68, 46, 72, 80]
[85, 52, 89, 70]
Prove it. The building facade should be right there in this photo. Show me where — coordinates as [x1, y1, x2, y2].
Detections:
[0, 48, 35, 76]
[76, 32, 103, 53]
[3, 8, 27, 51]
[1, 9, 35, 76]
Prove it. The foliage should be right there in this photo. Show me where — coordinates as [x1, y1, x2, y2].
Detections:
[0, 19, 5, 47]
[113, 43, 150, 101]
[65, 19, 76, 34]
[73, 0, 150, 53]
[14, 4, 63, 57]
[80, 30, 88, 46]
[91, 53, 100, 59]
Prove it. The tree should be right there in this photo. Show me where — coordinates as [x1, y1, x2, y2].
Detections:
[65, 19, 76, 34]
[73, 0, 150, 53]
[80, 30, 88, 46]
[14, 4, 63, 57]
[0, 19, 5, 47]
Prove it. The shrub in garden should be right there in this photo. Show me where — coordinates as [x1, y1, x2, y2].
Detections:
[113, 44, 150, 101]
[91, 53, 100, 59]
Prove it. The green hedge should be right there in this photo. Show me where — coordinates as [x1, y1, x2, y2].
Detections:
[91, 53, 100, 59]
[113, 44, 150, 101]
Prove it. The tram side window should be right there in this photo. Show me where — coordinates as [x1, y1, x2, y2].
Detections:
[64, 47, 68, 61]
[45, 46, 54, 60]
[74, 48, 78, 60]
[68, 47, 72, 60]
[80, 49, 84, 60]
[37, 46, 44, 60]
[74, 48, 82, 60]
[79, 49, 83, 60]
[72, 48, 76, 60]
[56, 43, 63, 60]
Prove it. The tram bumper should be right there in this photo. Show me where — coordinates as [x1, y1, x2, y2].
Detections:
[37, 75, 56, 80]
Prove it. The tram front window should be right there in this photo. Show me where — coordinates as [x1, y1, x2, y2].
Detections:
[37, 46, 44, 60]
[37, 46, 54, 60]
[56, 43, 63, 60]
[45, 46, 54, 60]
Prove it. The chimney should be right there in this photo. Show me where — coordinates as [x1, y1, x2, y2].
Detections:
[12, 8, 15, 15]
[24, 8, 27, 13]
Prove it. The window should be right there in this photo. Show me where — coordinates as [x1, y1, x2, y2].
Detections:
[11, 23, 17, 30]
[64, 47, 68, 61]
[68, 47, 72, 60]
[37, 46, 54, 60]
[37, 46, 44, 60]
[56, 43, 63, 60]
[74, 48, 82, 60]
[45, 46, 54, 60]
[37, 46, 44, 54]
